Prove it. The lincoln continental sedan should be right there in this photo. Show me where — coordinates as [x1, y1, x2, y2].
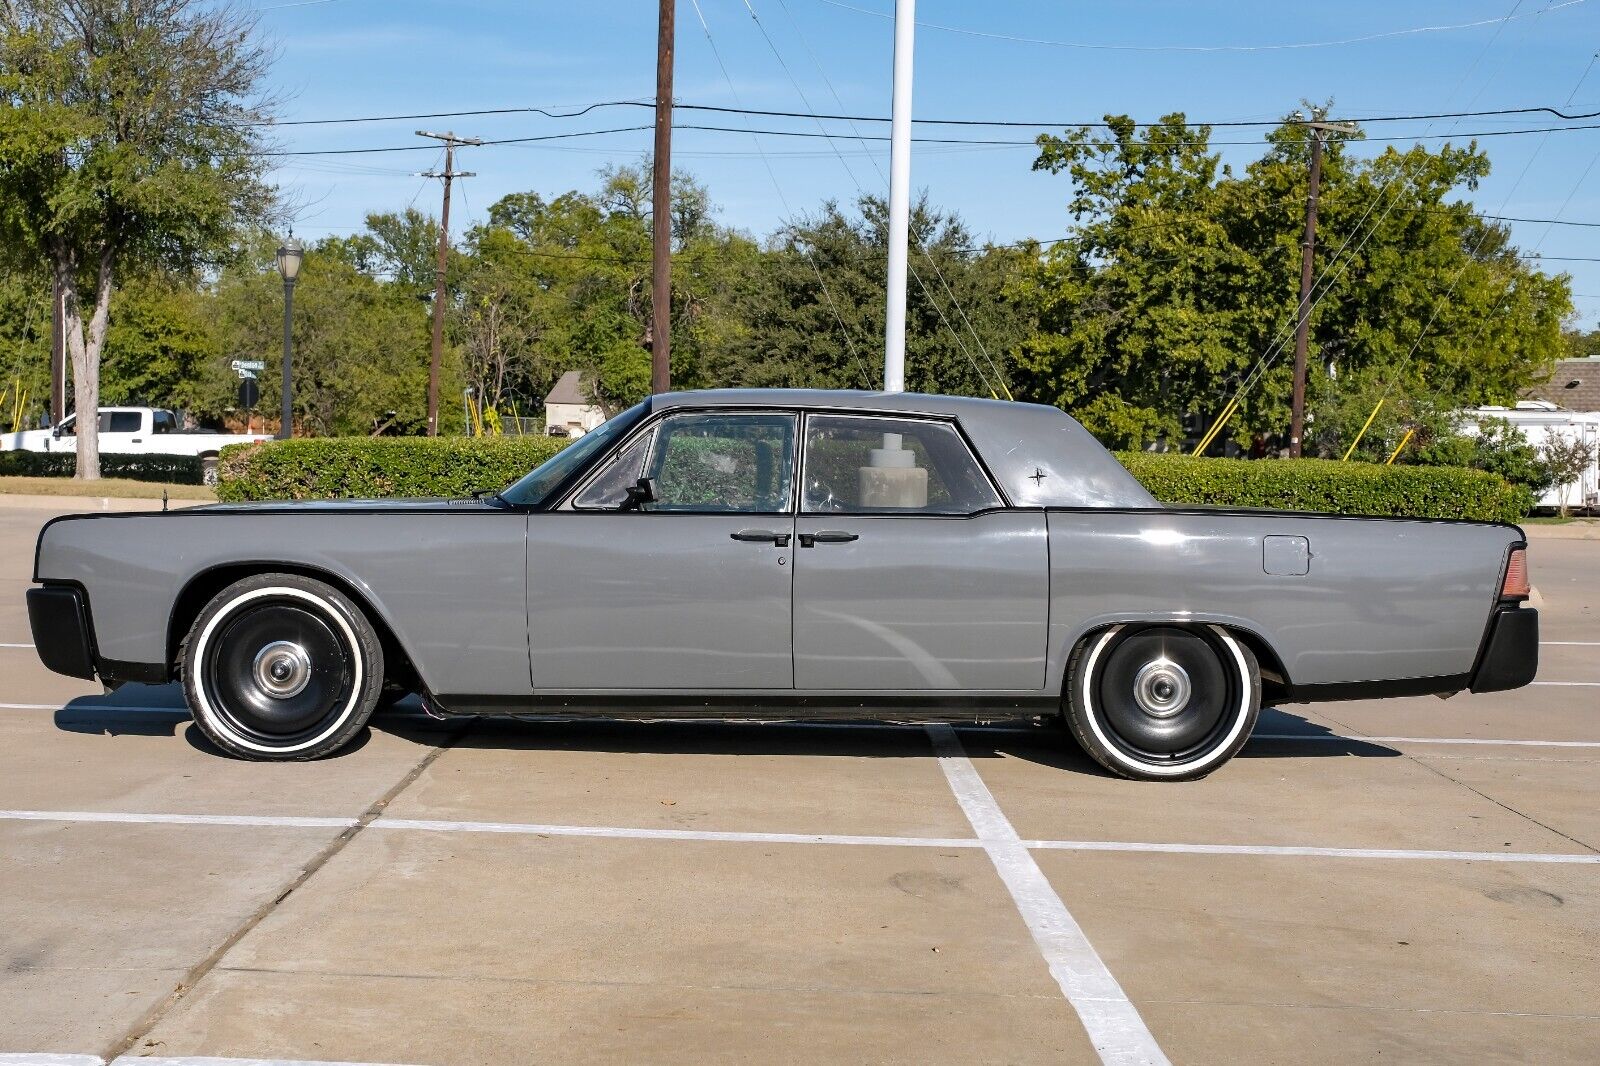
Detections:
[27, 390, 1537, 779]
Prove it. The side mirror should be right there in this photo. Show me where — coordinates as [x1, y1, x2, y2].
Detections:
[621, 476, 656, 512]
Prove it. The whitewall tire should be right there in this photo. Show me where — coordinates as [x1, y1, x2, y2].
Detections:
[1064, 624, 1260, 781]
[182, 573, 384, 760]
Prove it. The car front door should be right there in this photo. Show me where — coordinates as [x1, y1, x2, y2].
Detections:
[526, 410, 798, 691]
[791, 413, 1050, 692]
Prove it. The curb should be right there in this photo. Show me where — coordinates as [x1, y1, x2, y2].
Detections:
[1522, 523, 1600, 541]
[0, 494, 209, 512]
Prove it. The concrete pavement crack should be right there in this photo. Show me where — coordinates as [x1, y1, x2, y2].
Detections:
[98, 720, 471, 1062]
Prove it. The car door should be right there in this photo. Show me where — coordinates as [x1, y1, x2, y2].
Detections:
[99, 411, 144, 453]
[526, 409, 799, 691]
[792, 412, 1049, 692]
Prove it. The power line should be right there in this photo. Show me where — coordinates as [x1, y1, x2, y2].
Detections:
[255, 118, 1600, 158]
[816, 0, 1588, 53]
[254, 97, 1600, 132]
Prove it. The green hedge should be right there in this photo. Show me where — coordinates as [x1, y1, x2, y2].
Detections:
[216, 434, 1532, 523]
[1116, 452, 1532, 523]
[217, 436, 567, 502]
[0, 450, 205, 485]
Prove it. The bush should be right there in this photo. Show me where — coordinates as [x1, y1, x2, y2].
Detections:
[0, 450, 205, 484]
[216, 434, 1533, 524]
[217, 436, 568, 502]
[1412, 417, 1556, 497]
[1116, 452, 1532, 524]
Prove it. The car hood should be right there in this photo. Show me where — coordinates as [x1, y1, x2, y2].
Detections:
[191, 497, 509, 514]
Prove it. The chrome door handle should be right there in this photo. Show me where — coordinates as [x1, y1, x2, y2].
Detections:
[799, 530, 859, 547]
[731, 529, 792, 547]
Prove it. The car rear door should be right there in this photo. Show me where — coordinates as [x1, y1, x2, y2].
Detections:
[99, 411, 145, 453]
[526, 410, 799, 691]
[791, 413, 1049, 692]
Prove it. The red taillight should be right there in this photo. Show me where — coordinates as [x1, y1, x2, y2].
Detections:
[1501, 548, 1530, 601]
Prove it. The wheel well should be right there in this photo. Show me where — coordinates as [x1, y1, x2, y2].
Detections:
[1064, 621, 1291, 704]
[167, 563, 420, 691]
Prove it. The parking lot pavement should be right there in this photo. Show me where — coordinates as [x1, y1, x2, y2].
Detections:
[133, 832, 1095, 1064]
[1041, 850, 1600, 1065]
[385, 719, 977, 839]
[1, 501, 1596, 1065]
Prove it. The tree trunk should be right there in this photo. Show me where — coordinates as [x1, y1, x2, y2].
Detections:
[57, 249, 114, 481]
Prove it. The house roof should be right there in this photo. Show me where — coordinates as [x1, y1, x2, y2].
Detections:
[544, 371, 593, 407]
[1526, 357, 1600, 413]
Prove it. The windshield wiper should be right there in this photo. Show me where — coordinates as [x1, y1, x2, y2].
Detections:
[469, 487, 512, 508]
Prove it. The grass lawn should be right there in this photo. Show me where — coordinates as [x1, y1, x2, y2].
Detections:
[0, 476, 217, 501]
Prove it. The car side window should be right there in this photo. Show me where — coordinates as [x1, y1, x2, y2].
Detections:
[643, 412, 797, 513]
[106, 412, 140, 433]
[572, 429, 657, 509]
[802, 414, 1002, 514]
[153, 411, 174, 434]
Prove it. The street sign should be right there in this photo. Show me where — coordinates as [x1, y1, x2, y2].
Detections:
[238, 377, 260, 411]
[231, 359, 265, 380]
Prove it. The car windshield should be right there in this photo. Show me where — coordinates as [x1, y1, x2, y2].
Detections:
[501, 400, 648, 507]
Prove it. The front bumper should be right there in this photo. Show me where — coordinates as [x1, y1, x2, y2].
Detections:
[1469, 606, 1539, 694]
[26, 585, 97, 681]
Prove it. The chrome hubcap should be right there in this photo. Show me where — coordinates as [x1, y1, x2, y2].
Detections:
[252, 640, 312, 699]
[1131, 658, 1191, 718]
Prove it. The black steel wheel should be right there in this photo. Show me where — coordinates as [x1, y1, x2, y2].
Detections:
[182, 573, 384, 760]
[1065, 625, 1260, 781]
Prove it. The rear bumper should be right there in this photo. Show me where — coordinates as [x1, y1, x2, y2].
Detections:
[26, 585, 97, 681]
[1469, 606, 1539, 694]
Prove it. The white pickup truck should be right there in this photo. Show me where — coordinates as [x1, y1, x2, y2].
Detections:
[1, 407, 272, 483]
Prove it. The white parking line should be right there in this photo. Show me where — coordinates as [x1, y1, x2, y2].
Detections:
[0, 1049, 425, 1056]
[0, 702, 187, 712]
[0, 642, 33, 649]
[1543, 641, 1600, 646]
[924, 724, 1168, 1066]
[114, 1058, 424, 1066]
[1252, 734, 1600, 748]
[0, 810, 354, 830]
[4, 808, 1596, 867]
[373, 817, 977, 848]
[1024, 840, 1600, 864]
[1530, 681, 1600, 687]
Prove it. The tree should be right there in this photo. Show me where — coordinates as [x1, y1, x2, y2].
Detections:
[707, 195, 1029, 399]
[1013, 113, 1571, 451]
[0, 0, 272, 476]
[1540, 433, 1597, 516]
[209, 239, 442, 437]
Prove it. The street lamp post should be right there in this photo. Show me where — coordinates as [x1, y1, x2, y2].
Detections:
[275, 237, 303, 440]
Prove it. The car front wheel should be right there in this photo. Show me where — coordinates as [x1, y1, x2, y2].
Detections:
[182, 573, 384, 760]
[1065, 624, 1260, 781]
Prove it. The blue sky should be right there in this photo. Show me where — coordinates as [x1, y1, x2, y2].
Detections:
[259, 0, 1600, 327]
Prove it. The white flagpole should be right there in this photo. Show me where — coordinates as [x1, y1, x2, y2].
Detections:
[883, 0, 914, 393]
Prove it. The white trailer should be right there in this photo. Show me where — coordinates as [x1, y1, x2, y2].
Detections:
[1470, 402, 1600, 513]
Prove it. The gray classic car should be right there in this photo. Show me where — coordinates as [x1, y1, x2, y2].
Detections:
[28, 390, 1537, 779]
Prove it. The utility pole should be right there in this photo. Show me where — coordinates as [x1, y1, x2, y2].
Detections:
[50, 275, 65, 425]
[418, 130, 480, 436]
[1289, 114, 1357, 458]
[651, 0, 675, 395]
[883, 0, 915, 393]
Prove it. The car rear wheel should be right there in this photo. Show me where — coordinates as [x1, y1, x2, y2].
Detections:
[1065, 624, 1260, 781]
[182, 573, 384, 760]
